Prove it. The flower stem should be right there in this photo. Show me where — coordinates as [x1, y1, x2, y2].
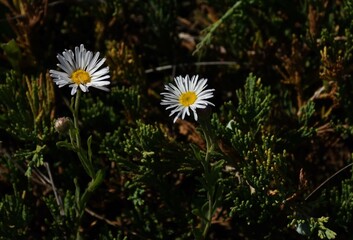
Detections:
[198, 112, 216, 240]
[73, 89, 82, 149]
[201, 128, 214, 239]
[70, 90, 104, 239]
[69, 90, 95, 178]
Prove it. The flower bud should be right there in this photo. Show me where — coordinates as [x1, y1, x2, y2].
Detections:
[54, 117, 72, 134]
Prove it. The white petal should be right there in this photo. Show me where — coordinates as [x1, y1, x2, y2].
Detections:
[91, 75, 110, 82]
[192, 109, 198, 121]
[87, 82, 108, 88]
[49, 69, 69, 78]
[79, 84, 87, 92]
[92, 85, 110, 91]
[89, 58, 106, 74]
[86, 52, 100, 72]
[57, 55, 74, 74]
[70, 85, 78, 95]
[90, 67, 109, 78]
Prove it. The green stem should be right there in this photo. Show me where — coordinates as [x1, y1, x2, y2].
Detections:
[73, 90, 82, 149]
[202, 192, 213, 239]
[75, 170, 105, 240]
[77, 149, 95, 179]
[200, 119, 215, 240]
[76, 230, 83, 240]
[69, 90, 95, 178]
[193, 1, 242, 55]
[63, 90, 103, 240]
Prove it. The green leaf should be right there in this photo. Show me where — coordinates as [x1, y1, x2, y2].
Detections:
[1, 39, 21, 71]
[89, 169, 105, 191]
[74, 178, 80, 211]
[56, 141, 75, 151]
[87, 135, 93, 164]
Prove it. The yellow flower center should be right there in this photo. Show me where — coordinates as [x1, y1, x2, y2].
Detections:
[179, 91, 197, 107]
[71, 69, 91, 84]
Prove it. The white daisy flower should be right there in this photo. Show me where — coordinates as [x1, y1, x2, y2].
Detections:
[161, 75, 215, 123]
[49, 44, 110, 95]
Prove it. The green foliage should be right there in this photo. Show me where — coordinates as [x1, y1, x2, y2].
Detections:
[194, 1, 243, 55]
[298, 100, 316, 138]
[43, 191, 77, 239]
[1, 40, 21, 71]
[290, 216, 337, 239]
[100, 121, 197, 238]
[215, 75, 289, 231]
[0, 70, 55, 175]
[315, 217, 337, 240]
[98, 230, 128, 240]
[80, 95, 117, 131]
[109, 86, 142, 123]
[0, 71, 36, 141]
[15, 144, 46, 177]
[2, 0, 353, 239]
[102, 120, 194, 171]
[328, 176, 353, 231]
[0, 187, 31, 239]
[235, 73, 274, 134]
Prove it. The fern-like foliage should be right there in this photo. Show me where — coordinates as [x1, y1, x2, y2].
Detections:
[43, 191, 77, 239]
[100, 121, 196, 239]
[0, 71, 55, 175]
[0, 186, 31, 239]
[328, 176, 353, 233]
[211, 74, 290, 236]
[0, 71, 55, 141]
